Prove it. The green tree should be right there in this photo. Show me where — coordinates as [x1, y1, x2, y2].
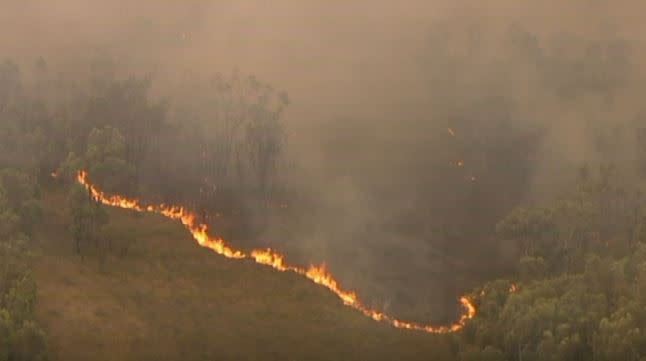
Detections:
[0, 170, 41, 239]
[85, 126, 136, 195]
[496, 207, 558, 257]
[5, 275, 37, 325]
[593, 305, 646, 361]
[55, 152, 82, 182]
[0, 239, 46, 360]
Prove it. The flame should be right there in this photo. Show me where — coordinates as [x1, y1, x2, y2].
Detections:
[509, 283, 517, 293]
[457, 160, 464, 167]
[447, 128, 455, 137]
[76, 171, 476, 333]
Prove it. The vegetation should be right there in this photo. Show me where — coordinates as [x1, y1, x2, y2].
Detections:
[2, 13, 646, 360]
[458, 167, 646, 361]
[34, 192, 456, 361]
[0, 169, 47, 360]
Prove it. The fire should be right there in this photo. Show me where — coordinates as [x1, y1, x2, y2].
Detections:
[76, 171, 476, 333]
[447, 127, 455, 136]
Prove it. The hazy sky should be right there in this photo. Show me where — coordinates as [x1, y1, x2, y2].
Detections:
[4, 0, 646, 320]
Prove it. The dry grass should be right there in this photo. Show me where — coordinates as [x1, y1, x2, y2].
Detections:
[32, 190, 455, 361]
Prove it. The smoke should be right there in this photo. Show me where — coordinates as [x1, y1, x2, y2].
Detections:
[4, 0, 646, 321]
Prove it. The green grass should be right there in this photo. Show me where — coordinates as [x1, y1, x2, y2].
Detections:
[33, 190, 457, 361]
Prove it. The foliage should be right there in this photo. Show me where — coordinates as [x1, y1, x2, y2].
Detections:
[0, 58, 290, 243]
[0, 239, 47, 360]
[85, 126, 136, 196]
[496, 207, 558, 257]
[0, 169, 41, 238]
[0, 21, 645, 360]
[460, 166, 646, 361]
[67, 184, 109, 257]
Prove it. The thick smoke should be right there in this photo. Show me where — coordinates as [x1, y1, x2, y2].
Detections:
[4, 0, 646, 321]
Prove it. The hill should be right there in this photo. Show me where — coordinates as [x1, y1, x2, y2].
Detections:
[32, 189, 456, 361]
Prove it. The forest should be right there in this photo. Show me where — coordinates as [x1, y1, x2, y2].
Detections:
[3, 1, 646, 360]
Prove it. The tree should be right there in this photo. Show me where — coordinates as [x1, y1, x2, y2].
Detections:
[0, 169, 40, 211]
[0, 170, 41, 239]
[519, 256, 547, 282]
[460, 345, 507, 361]
[244, 100, 286, 202]
[0, 239, 46, 360]
[86, 126, 126, 162]
[192, 73, 288, 202]
[82, 76, 166, 185]
[593, 306, 646, 361]
[0, 184, 22, 239]
[67, 184, 109, 257]
[18, 200, 42, 238]
[496, 207, 558, 257]
[85, 126, 136, 196]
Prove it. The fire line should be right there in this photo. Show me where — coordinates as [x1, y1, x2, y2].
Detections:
[76, 171, 476, 333]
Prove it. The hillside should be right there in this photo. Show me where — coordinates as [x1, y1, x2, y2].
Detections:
[32, 189, 455, 361]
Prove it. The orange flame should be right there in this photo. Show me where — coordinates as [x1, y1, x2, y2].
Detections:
[76, 171, 476, 333]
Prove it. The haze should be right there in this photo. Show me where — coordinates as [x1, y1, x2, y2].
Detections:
[2, 1, 646, 360]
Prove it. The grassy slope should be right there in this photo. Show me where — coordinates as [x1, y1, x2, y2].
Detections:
[33, 190, 456, 361]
